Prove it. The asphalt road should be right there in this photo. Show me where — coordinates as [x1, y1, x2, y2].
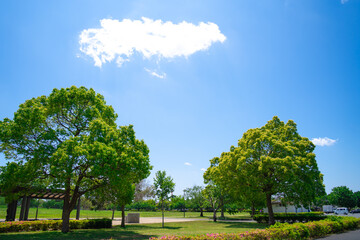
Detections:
[326, 213, 360, 218]
[317, 229, 360, 240]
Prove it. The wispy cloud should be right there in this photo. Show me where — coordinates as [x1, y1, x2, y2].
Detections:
[79, 17, 226, 67]
[341, 0, 349, 4]
[184, 162, 192, 166]
[144, 68, 166, 79]
[311, 137, 337, 147]
[200, 168, 207, 172]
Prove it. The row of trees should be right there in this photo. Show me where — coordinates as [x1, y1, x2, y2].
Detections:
[315, 186, 360, 210]
[0, 87, 344, 230]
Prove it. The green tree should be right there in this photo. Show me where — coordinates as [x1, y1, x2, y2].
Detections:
[184, 185, 207, 217]
[134, 179, 155, 202]
[153, 170, 175, 228]
[0, 162, 38, 203]
[202, 182, 224, 222]
[128, 199, 156, 211]
[91, 179, 135, 227]
[313, 195, 329, 209]
[205, 116, 325, 225]
[328, 186, 356, 210]
[354, 191, 360, 208]
[170, 195, 186, 211]
[204, 156, 265, 217]
[0, 86, 151, 233]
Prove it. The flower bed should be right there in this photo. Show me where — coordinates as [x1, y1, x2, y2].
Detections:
[0, 218, 112, 233]
[150, 216, 360, 240]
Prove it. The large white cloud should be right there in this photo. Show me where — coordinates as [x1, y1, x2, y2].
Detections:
[79, 17, 226, 67]
[311, 137, 337, 147]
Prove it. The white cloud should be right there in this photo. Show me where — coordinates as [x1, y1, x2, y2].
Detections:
[311, 137, 337, 147]
[79, 17, 226, 67]
[184, 162, 192, 166]
[341, 0, 349, 4]
[145, 68, 166, 79]
[200, 168, 207, 172]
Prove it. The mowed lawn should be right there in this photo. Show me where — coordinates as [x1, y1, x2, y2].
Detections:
[0, 221, 268, 240]
[0, 205, 252, 220]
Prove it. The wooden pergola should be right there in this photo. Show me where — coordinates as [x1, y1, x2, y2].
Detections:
[4, 189, 81, 222]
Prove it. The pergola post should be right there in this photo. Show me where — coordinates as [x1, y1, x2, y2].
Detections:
[76, 197, 81, 220]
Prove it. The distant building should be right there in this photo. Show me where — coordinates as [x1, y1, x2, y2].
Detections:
[322, 205, 334, 213]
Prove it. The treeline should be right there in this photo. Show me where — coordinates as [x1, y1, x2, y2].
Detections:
[0, 182, 246, 217]
[315, 186, 360, 210]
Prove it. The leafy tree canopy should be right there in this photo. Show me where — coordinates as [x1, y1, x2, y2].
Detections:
[328, 186, 356, 209]
[0, 86, 152, 232]
[354, 191, 360, 208]
[154, 170, 175, 203]
[204, 116, 325, 224]
[184, 185, 207, 216]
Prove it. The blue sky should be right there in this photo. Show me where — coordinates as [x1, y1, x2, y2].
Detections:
[0, 0, 359, 195]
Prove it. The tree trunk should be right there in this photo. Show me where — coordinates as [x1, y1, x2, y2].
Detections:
[61, 208, 71, 233]
[200, 208, 203, 217]
[221, 207, 225, 219]
[266, 193, 275, 225]
[121, 205, 125, 228]
[76, 198, 81, 220]
[112, 208, 115, 220]
[62, 190, 73, 233]
[6, 200, 17, 221]
[251, 202, 255, 217]
[213, 209, 217, 222]
[161, 200, 165, 228]
[35, 204, 39, 220]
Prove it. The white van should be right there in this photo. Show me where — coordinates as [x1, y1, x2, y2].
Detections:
[334, 207, 348, 215]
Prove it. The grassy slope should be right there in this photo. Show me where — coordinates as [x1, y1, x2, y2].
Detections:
[0, 221, 268, 240]
[0, 205, 252, 220]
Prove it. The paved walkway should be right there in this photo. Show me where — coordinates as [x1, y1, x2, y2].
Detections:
[316, 229, 360, 240]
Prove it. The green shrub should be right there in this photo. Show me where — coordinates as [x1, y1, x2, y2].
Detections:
[0, 218, 112, 233]
[150, 217, 360, 240]
[253, 212, 327, 223]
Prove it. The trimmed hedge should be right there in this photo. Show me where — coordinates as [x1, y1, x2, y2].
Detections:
[150, 216, 360, 240]
[0, 218, 112, 233]
[253, 212, 327, 223]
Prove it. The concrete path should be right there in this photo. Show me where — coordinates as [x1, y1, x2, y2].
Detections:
[316, 229, 360, 240]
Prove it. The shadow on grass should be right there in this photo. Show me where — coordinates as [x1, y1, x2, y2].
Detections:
[0, 224, 184, 240]
[215, 221, 268, 230]
[0, 228, 156, 240]
[125, 225, 182, 230]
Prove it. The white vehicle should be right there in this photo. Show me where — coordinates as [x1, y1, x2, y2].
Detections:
[334, 207, 348, 215]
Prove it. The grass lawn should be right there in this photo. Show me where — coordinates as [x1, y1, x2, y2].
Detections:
[0, 205, 252, 220]
[0, 221, 268, 240]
